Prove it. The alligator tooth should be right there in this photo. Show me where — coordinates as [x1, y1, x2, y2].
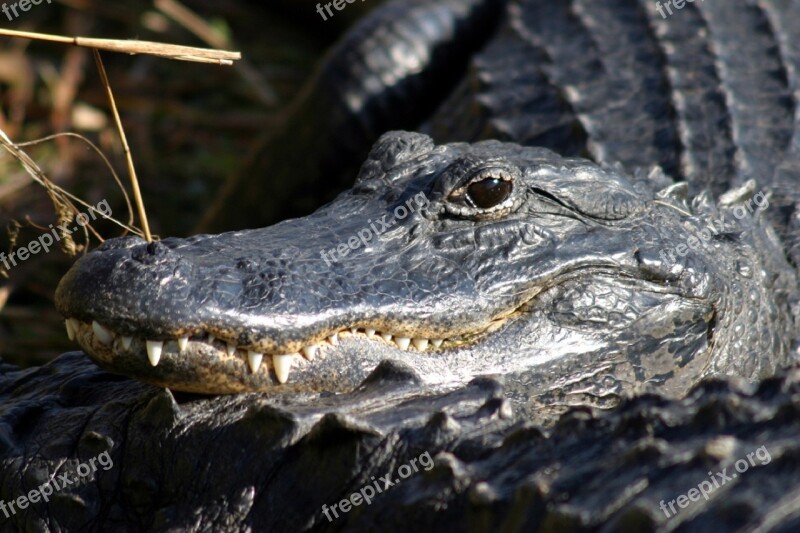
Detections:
[412, 338, 429, 351]
[92, 321, 114, 345]
[381, 333, 393, 343]
[328, 334, 338, 345]
[207, 334, 216, 344]
[431, 339, 444, 349]
[248, 351, 263, 373]
[272, 354, 294, 384]
[121, 336, 133, 350]
[302, 345, 318, 361]
[366, 329, 376, 336]
[146, 340, 163, 366]
[65, 319, 76, 341]
[227, 342, 236, 356]
[177, 337, 189, 352]
[350, 328, 359, 334]
[395, 337, 411, 350]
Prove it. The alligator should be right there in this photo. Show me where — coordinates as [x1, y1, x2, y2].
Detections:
[54, 131, 797, 424]
[4, 0, 800, 530]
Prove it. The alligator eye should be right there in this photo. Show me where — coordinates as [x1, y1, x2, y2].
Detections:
[466, 178, 512, 209]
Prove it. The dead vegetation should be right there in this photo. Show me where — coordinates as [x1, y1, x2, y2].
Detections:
[0, 0, 347, 365]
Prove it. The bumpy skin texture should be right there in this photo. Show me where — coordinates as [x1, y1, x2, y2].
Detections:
[3, 355, 800, 531]
[5, 0, 800, 530]
[56, 132, 797, 425]
[426, 0, 800, 269]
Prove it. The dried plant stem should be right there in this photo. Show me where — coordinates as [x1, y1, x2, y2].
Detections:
[0, 28, 240, 65]
[0, 26, 241, 243]
[92, 49, 151, 242]
[0, 126, 142, 245]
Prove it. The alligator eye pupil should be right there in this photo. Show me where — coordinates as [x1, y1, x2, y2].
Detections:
[467, 178, 512, 209]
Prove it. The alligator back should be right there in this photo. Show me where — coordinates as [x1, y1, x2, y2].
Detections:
[427, 0, 800, 269]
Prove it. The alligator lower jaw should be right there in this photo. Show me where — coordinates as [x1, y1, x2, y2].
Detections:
[64, 317, 513, 392]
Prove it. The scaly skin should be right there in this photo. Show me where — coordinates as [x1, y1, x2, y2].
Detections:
[3, 354, 800, 531]
[56, 133, 796, 423]
[5, 0, 800, 530]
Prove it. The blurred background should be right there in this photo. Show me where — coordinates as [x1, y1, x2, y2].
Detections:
[0, 0, 379, 366]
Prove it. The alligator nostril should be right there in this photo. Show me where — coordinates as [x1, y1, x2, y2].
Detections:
[131, 241, 177, 264]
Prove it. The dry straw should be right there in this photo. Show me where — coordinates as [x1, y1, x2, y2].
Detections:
[0, 27, 241, 243]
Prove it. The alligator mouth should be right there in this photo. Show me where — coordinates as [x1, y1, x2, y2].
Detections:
[63, 313, 516, 392]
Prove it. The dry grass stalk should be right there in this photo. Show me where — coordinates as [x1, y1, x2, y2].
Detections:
[0, 127, 141, 266]
[0, 28, 241, 65]
[92, 49, 151, 242]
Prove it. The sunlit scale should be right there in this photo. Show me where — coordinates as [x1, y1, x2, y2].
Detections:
[65, 319, 450, 385]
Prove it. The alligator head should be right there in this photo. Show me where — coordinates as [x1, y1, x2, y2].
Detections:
[55, 132, 796, 414]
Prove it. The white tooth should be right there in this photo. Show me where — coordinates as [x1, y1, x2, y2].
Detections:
[65, 320, 75, 341]
[432, 339, 444, 349]
[146, 340, 163, 366]
[207, 334, 216, 344]
[350, 328, 359, 334]
[227, 343, 236, 356]
[328, 334, 338, 345]
[395, 337, 411, 350]
[302, 345, 318, 361]
[366, 329, 376, 336]
[381, 333, 393, 342]
[67, 319, 80, 340]
[121, 336, 133, 350]
[92, 321, 114, 345]
[412, 338, 429, 351]
[272, 354, 294, 384]
[177, 337, 189, 352]
[248, 351, 263, 373]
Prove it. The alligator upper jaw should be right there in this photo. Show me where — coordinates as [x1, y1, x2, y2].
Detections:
[53, 211, 673, 393]
[53, 196, 545, 392]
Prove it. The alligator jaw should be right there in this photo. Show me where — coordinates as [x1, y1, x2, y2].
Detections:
[64, 314, 518, 394]
[59, 259, 692, 396]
